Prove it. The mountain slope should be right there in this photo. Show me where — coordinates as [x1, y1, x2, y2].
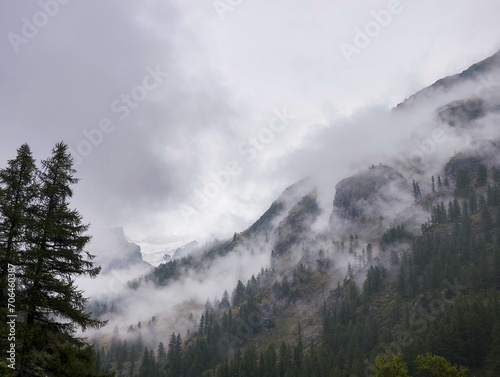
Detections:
[89, 50, 500, 377]
[395, 49, 500, 111]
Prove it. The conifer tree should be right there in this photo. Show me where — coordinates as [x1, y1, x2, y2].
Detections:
[481, 207, 493, 241]
[293, 322, 303, 370]
[157, 342, 167, 367]
[477, 163, 488, 187]
[412, 180, 422, 201]
[455, 169, 470, 197]
[469, 193, 478, 213]
[231, 280, 246, 305]
[12, 143, 106, 376]
[492, 245, 500, 289]
[367, 243, 373, 262]
[0, 144, 38, 307]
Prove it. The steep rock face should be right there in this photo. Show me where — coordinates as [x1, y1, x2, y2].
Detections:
[172, 241, 199, 260]
[245, 178, 317, 238]
[333, 165, 409, 221]
[444, 139, 500, 182]
[90, 227, 151, 273]
[235, 178, 321, 257]
[436, 97, 486, 127]
[273, 191, 320, 256]
[444, 155, 483, 182]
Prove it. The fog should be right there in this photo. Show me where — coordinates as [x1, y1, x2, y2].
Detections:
[2, 0, 500, 353]
[2, 1, 500, 242]
[77, 64, 500, 344]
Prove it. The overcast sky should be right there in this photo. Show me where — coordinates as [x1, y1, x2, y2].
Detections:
[1, 0, 500, 243]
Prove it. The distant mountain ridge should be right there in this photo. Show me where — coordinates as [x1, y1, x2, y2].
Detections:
[395, 49, 500, 111]
[90, 227, 151, 273]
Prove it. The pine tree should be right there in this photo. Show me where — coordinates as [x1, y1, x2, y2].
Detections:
[15, 143, 105, 376]
[432, 176, 436, 193]
[455, 169, 470, 197]
[139, 347, 151, 377]
[477, 163, 488, 187]
[157, 342, 167, 367]
[367, 243, 373, 262]
[0, 144, 38, 307]
[453, 198, 461, 220]
[469, 193, 478, 213]
[241, 343, 258, 377]
[293, 322, 303, 370]
[231, 280, 246, 305]
[489, 321, 500, 375]
[448, 201, 454, 222]
[413, 180, 422, 201]
[493, 167, 500, 182]
[219, 290, 230, 312]
[481, 207, 493, 241]
[492, 246, 500, 289]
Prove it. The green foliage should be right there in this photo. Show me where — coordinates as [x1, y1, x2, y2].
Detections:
[92, 160, 500, 377]
[0, 143, 107, 376]
[0, 361, 15, 376]
[232, 279, 246, 305]
[381, 224, 414, 247]
[0, 144, 38, 307]
[369, 354, 410, 377]
[363, 265, 385, 296]
[415, 353, 468, 377]
[454, 169, 470, 197]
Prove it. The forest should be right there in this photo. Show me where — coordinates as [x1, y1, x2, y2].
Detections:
[1, 146, 500, 377]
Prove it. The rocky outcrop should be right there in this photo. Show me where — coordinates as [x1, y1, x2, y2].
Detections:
[333, 165, 409, 221]
[90, 227, 151, 273]
[273, 192, 320, 256]
[444, 139, 500, 181]
[245, 178, 316, 238]
[437, 97, 486, 127]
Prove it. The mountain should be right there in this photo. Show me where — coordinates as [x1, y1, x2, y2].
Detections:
[333, 165, 409, 221]
[395, 49, 500, 111]
[90, 227, 152, 273]
[172, 240, 199, 259]
[136, 237, 198, 267]
[89, 50, 500, 377]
